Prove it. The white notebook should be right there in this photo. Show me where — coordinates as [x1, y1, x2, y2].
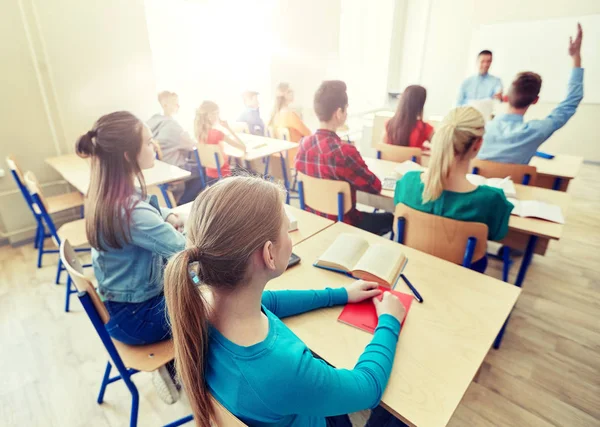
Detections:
[284, 205, 298, 231]
[467, 174, 517, 198]
[507, 198, 565, 224]
[394, 160, 425, 176]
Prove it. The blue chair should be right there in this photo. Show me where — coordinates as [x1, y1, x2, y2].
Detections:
[59, 239, 194, 427]
[266, 127, 297, 204]
[393, 203, 488, 269]
[297, 172, 352, 222]
[24, 171, 90, 311]
[6, 155, 84, 268]
[375, 144, 421, 164]
[193, 144, 226, 187]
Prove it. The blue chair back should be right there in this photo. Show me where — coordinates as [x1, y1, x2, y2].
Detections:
[297, 172, 351, 222]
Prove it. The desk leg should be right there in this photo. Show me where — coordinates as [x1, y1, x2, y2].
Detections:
[158, 184, 173, 208]
[279, 155, 290, 205]
[264, 156, 271, 176]
[552, 177, 563, 191]
[494, 235, 538, 349]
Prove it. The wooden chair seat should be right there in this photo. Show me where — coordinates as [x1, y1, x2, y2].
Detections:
[113, 339, 174, 372]
[46, 191, 84, 214]
[57, 219, 88, 247]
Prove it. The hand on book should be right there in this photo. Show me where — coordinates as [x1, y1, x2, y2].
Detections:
[374, 291, 406, 322]
[346, 280, 382, 303]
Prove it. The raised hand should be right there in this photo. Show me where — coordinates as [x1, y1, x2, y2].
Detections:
[568, 23, 583, 57]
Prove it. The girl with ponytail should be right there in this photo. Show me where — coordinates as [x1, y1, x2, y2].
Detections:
[164, 175, 408, 427]
[393, 106, 513, 273]
[77, 111, 185, 403]
[268, 82, 311, 142]
[194, 101, 247, 180]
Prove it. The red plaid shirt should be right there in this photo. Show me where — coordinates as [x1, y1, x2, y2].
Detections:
[294, 129, 382, 224]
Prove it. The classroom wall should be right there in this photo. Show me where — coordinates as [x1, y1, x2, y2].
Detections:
[396, 0, 600, 162]
[0, 0, 156, 244]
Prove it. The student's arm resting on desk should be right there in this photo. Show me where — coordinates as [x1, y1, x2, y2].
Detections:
[128, 204, 186, 258]
[339, 145, 382, 194]
[536, 68, 584, 141]
[267, 314, 401, 416]
[261, 288, 348, 318]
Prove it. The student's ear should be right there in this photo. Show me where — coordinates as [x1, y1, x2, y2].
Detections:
[261, 240, 277, 271]
[532, 96, 539, 105]
[124, 152, 131, 163]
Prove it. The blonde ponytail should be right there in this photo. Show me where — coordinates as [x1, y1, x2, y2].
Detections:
[268, 82, 291, 127]
[194, 101, 219, 144]
[422, 106, 485, 203]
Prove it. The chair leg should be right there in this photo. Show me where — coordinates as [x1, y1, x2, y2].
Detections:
[123, 374, 140, 427]
[55, 258, 64, 285]
[37, 229, 45, 268]
[502, 246, 511, 282]
[34, 222, 41, 249]
[65, 276, 72, 312]
[97, 362, 112, 404]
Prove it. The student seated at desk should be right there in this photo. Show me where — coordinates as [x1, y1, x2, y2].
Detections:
[295, 80, 393, 236]
[147, 91, 204, 204]
[383, 85, 434, 149]
[164, 175, 407, 427]
[478, 24, 584, 164]
[237, 90, 265, 136]
[194, 101, 247, 180]
[269, 82, 312, 142]
[76, 111, 186, 403]
[394, 107, 513, 273]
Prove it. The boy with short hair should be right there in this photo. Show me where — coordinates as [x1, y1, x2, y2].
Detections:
[478, 24, 584, 164]
[237, 90, 265, 135]
[295, 80, 393, 235]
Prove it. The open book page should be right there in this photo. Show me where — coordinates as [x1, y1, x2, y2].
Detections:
[284, 205, 298, 231]
[395, 160, 425, 176]
[467, 175, 516, 197]
[316, 233, 370, 272]
[466, 174, 487, 186]
[507, 199, 565, 224]
[352, 244, 407, 286]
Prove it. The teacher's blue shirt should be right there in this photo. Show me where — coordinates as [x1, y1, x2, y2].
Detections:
[457, 73, 503, 106]
[479, 67, 584, 164]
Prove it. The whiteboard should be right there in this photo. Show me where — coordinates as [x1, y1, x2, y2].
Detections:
[469, 15, 600, 104]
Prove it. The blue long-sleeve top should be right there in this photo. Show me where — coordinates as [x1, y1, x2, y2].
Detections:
[478, 67, 584, 164]
[205, 288, 401, 426]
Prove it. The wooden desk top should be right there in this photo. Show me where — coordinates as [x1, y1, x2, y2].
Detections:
[363, 157, 570, 240]
[269, 223, 520, 427]
[226, 134, 298, 161]
[46, 153, 190, 195]
[173, 203, 334, 246]
[529, 154, 584, 179]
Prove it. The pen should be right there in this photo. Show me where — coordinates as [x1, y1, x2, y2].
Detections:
[401, 274, 423, 303]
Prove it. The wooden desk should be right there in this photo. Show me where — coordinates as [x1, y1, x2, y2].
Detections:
[173, 203, 334, 246]
[46, 153, 190, 200]
[269, 223, 520, 427]
[231, 134, 298, 162]
[530, 154, 583, 191]
[360, 157, 570, 288]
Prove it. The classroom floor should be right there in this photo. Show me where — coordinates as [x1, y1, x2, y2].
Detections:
[1, 164, 599, 427]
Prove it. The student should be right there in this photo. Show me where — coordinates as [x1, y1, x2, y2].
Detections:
[268, 82, 312, 142]
[147, 91, 203, 204]
[163, 175, 407, 427]
[394, 107, 513, 273]
[479, 24, 584, 164]
[194, 101, 247, 180]
[295, 80, 393, 236]
[383, 85, 434, 149]
[237, 90, 265, 135]
[456, 50, 503, 106]
[76, 111, 186, 403]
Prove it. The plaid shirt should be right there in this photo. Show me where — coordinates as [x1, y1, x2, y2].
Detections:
[294, 129, 381, 224]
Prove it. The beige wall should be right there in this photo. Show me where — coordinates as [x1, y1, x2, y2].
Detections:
[0, 0, 156, 244]
[397, 0, 600, 162]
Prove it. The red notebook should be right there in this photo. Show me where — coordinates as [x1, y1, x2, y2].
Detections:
[338, 286, 413, 334]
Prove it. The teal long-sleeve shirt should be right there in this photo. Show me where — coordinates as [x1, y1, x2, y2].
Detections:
[205, 288, 401, 426]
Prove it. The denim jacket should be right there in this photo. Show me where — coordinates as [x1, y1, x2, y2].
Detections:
[93, 194, 186, 303]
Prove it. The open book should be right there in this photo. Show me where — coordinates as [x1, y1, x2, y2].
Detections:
[314, 233, 408, 287]
[284, 205, 298, 231]
[395, 160, 425, 176]
[507, 198, 565, 224]
[466, 174, 517, 198]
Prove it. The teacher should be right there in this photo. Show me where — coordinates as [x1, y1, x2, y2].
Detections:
[456, 50, 503, 106]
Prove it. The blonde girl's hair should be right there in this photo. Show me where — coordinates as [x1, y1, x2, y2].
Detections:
[268, 82, 291, 127]
[194, 101, 219, 144]
[163, 175, 286, 427]
[422, 106, 485, 203]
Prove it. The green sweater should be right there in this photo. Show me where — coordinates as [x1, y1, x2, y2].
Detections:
[394, 171, 513, 241]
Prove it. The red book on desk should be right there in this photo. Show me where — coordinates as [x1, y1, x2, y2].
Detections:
[338, 287, 413, 334]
